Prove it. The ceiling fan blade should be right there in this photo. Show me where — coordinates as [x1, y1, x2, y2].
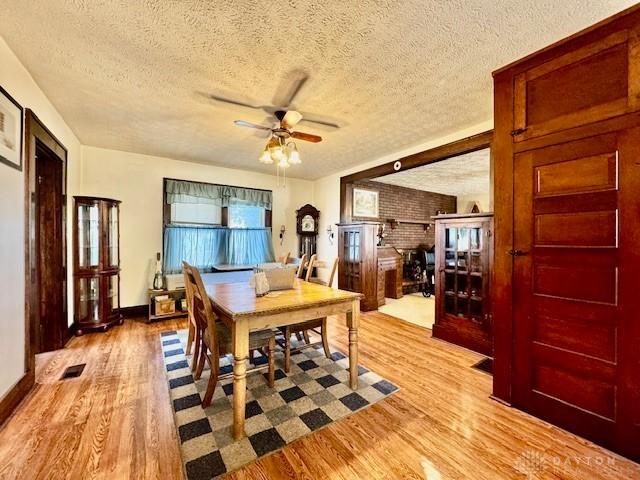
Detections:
[299, 112, 342, 129]
[291, 131, 322, 143]
[281, 110, 303, 129]
[234, 120, 272, 130]
[206, 93, 264, 110]
[273, 70, 309, 108]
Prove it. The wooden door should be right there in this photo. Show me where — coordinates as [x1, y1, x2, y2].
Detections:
[511, 27, 640, 143]
[512, 130, 640, 458]
[433, 215, 492, 356]
[35, 141, 65, 353]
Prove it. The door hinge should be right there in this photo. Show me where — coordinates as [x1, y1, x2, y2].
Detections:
[508, 249, 529, 257]
[38, 175, 43, 185]
[510, 128, 526, 136]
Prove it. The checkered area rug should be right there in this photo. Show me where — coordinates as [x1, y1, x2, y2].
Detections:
[160, 329, 399, 479]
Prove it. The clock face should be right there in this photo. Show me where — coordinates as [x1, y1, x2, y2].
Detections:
[301, 214, 315, 232]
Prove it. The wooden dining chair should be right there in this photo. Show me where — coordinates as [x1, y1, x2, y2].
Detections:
[277, 252, 291, 265]
[295, 254, 308, 279]
[279, 256, 338, 373]
[307, 257, 339, 287]
[183, 262, 200, 371]
[183, 262, 276, 407]
[304, 254, 317, 281]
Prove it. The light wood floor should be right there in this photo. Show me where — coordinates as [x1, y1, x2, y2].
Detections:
[0, 313, 638, 479]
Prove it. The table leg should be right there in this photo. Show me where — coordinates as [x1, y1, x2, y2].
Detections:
[232, 318, 249, 440]
[346, 299, 360, 389]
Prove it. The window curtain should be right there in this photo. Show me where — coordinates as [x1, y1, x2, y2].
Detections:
[165, 179, 272, 209]
[226, 229, 275, 265]
[163, 226, 275, 273]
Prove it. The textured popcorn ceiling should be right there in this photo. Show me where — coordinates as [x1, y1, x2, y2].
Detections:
[374, 149, 490, 197]
[0, 1, 636, 179]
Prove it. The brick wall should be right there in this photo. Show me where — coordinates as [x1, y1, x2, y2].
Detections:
[352, 180, 456, 249]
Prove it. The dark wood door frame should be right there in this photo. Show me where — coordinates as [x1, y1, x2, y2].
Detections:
[24, 110, 68, 364]
[339, 130, 493, 223]
[0, 109, 68, 426]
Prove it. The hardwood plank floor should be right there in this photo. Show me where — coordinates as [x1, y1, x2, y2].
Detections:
[0, 313, 638, 479]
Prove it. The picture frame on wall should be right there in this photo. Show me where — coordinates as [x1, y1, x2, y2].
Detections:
[353, 188, 379, 218]
[0, 85, 23, 171]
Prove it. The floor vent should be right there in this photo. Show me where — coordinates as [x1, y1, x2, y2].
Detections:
[60, 364, 86, 380]
[472, 358, 493, 375]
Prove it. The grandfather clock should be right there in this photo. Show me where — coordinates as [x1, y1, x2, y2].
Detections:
[296, 204, 319, 259]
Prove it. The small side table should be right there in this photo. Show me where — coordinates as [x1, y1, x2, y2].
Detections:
[147, 288, 188, 323]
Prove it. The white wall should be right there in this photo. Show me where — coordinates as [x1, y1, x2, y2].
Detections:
[80, 146, 314, 307]
[0, 37, 81, 399]
[312, 122, 493, 284]
[456, 193, 491, 214]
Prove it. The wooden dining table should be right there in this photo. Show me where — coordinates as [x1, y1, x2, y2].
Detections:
[205, 278, 363, 440]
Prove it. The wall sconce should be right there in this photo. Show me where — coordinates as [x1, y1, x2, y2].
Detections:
[279, 225, 286, 245]
[326, 225, 334, 245]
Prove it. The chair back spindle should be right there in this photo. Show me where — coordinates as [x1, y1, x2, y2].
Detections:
[296, 254, 308, 279]
[278, 252, 291, 265]
[305, 254, 317, 282]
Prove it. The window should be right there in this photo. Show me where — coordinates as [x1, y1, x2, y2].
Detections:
[228, 204, 265, 228]
[162, 179, 275, 272]
[170, 203, 221, 225]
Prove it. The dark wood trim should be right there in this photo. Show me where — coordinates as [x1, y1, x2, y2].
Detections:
[0, 371, 34, 426]
[23, 110, 68, 370]
[119, 304, 148, 318]
[491, 73, 515, 404]
[341, 130, 493, 183]
[221, 206, 229, 227]
[339, 130, 493, 222]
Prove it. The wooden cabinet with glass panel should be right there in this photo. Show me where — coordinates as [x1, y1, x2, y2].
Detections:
[73, 196, 123, 334]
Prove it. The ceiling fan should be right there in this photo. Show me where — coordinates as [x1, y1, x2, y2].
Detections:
[203, 71, 338, 180]
[203, 70, 343, 129]
[233, 109, 319, 172]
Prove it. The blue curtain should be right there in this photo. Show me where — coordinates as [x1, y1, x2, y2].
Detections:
[226, 229, 276, 265]
[163, 226, 275, 273]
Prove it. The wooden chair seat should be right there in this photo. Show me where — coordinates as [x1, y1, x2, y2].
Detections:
[203, 324, 275, 352]
[279, 319, 322, 334]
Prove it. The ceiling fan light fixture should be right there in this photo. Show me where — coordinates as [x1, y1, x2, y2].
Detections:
[268, 137, 286, 163]
[287, 142, 301, 165]
[258, 148, 273, 164]
[277, 154, 290, 168]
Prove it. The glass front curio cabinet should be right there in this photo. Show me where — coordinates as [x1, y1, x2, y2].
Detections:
[73, 196, 123, 334]
[433, 213, 493, 356]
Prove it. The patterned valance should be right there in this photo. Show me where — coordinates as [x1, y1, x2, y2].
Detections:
[165, 179, 272, 209]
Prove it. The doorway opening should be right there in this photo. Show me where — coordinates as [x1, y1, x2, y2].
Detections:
[338, 131, 494, 355]
[371, 148, 491, 330]
[35, 140, 66, 352]
[25, 110, 68, 357]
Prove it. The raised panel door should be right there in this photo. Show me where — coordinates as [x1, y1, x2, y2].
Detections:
[512, 130, 640, 459]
